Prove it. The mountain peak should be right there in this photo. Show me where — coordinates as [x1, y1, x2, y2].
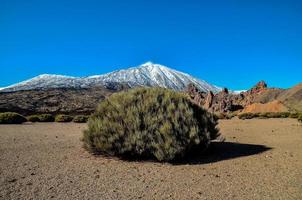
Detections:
[0, 63, 221, 93]
[138, 62, 169, 71]
[140, 61, 154, 66]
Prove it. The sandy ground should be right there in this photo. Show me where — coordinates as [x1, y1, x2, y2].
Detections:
[0, 118, 301, 200]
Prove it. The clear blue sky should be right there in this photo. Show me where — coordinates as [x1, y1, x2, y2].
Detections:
[1, 0, 301, 90]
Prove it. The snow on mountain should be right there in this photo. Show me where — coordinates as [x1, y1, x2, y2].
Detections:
[0, 74, 81, 92]
[232, 90, 247, 94]
[0, 62, 221, 93]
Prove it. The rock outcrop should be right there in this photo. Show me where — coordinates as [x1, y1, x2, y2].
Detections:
[249, 80, 267, 94]
[186, 83, 207, 106]
[204, 91, 214, 109]
[185, 80, 302, 113]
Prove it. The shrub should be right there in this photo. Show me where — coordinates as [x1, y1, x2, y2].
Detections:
[238, 112, 259, 120]
[228, 113, 237, 119]
[214, 113, 233, 120]
[27, 114, 56, 122]
[27, 115, 41, 122]
[55, 114, 73, 122]
[263, 112, 290, 118]
[289, 112, 299, 119]
[73, 115, 89, 123]
[258, 113, 269, 119]
[239, 112, 291, 119]
[280, 112, 290, 118]
[83, 88, 220, 162]
[38, 114, 55, 122]
[298, 114, 302, 123]
[0, 112, 27, 124]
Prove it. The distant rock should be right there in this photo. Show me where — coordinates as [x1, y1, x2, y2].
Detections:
[185, 80, 302, 113]
[185, 84, 242, 113]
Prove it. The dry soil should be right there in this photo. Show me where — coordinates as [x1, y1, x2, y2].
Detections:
[0, 118, 301, 200]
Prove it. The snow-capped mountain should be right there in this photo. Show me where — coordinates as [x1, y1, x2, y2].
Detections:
[0, 62, 221, 93]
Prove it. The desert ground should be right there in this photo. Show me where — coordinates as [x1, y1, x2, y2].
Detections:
[0, 118, 301, 200]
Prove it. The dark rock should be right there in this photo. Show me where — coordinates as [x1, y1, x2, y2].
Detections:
[7, 178, 17, 183]
[0, 87, 121, 115]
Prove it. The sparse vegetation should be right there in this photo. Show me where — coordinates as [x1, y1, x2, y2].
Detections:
[214, 113, 226, 120]
[238, 112, 259, 119]
[289, 112, 299, 119]
[83, 88, 220, 162]
[73, 115, 89, 123]
[0, 112, 27, 124]
[263, 112, 290, 118]
[239, 112, 294, 120]
[27, 115, 41, 122]
[214, 112, 234, 120]
[298, 114, 302, 123]
[280, 112, 291, 118]
[36, 114, 55, 122]
[257, 112, 269, 119]
[55, 114, 73, 122]
[27, 114, 89, 123]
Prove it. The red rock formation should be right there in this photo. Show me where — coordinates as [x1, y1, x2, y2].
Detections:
[185, 83, 206, 106]
[204, 91, 213, 109]
[249, 81, 267, 94]
[184, 80, 301, 113]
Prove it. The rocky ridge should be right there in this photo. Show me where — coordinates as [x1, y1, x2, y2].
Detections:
[186, 81, 302, 113]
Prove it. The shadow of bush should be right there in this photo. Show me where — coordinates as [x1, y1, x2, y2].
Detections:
[172, 141, 271, 165]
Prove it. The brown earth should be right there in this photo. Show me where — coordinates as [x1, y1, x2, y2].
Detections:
[241, 100, 289, 113]
[1, 119, 301, 200]
[278, 83, 302, 111]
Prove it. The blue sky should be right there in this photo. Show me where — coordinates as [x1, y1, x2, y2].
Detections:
[1, 0, 301, 90]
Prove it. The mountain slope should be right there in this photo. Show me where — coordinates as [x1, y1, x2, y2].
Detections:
[277, 83, 302, 111]
[186, 81, 302, 113]
[0, 62, 221, 93]
[0, 87, 117, 115]
[244, 82, 302, 112]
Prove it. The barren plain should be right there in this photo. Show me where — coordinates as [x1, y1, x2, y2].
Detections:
[0, 118, 301, 200]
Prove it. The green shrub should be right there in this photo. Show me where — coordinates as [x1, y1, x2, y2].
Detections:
[240, 112, 291, 119]
[73, 115, 89, 123]
[238, 112, 259, 120]
[27, 114, 56, 122]
[27, 115, 41, 122]
[38, 114, 55, 122]
[289, 112, 299, 119]
[228, 113, 237, 119]
[0, 112, 27, 124]
[258, 113, 269, 119]
[280, 112, 290, 118]
[83, 88, 220, 161]
[214, 113, 233, 120]
[55, 114, 73, 122]
[263, 112, 290, 118]
[298, 114, 302, 123]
